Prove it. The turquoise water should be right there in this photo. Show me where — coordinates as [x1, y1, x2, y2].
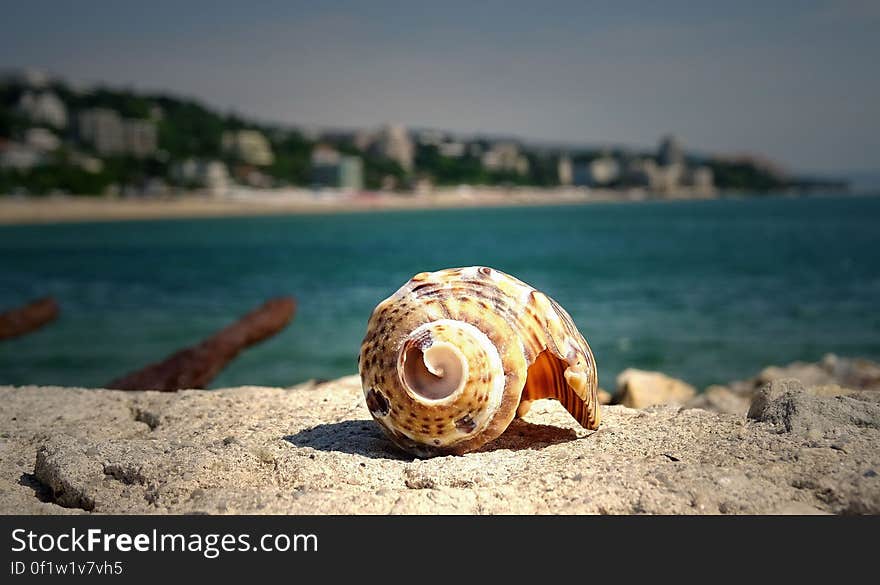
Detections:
[1, 195, 879, 390]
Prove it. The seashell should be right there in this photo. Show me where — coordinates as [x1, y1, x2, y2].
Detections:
[359, 266, 600, 456]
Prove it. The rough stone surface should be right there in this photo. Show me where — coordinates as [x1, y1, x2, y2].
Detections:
[614, 369, 697, 409]
[1, 375, 879, 515]
[748, 379, 880, 436]
[756, 363, 836, 389]
[743, 355, 879, 397]
[686, 355, 880, 416]
[819, 354, 880, 390]
[685, 385, 751, 416]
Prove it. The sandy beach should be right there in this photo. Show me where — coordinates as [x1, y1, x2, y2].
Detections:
[2, 364, 878, 514]
[0, 188, 648, 225]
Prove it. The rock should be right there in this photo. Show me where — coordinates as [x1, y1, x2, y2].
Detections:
[747, 378, 880, 436]
[689, 355, 880, 419]
[806, 384, 857, 398]
[771, 501, 830, 515]
[821, 354, 880, 391]
[847, 391, 880, 404]
[33, 441, 100, 511]
[686, 385, 751, 416]
[614, 369, 697, 409]
[1, 375, 878, 515]
[726, 380, 756, 396]
[597, 388, 613, 405]
[731, 354, 880, 400]
[687, 380, 867, 417]
[756, 362, 835, 389]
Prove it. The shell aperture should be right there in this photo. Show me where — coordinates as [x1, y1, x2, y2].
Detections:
[359, 266, 600, 456]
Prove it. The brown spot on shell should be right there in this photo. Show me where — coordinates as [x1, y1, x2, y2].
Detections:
[365, 388, 390, 417]
[454, 414, 476, 434]
[359, 265, 600, 456]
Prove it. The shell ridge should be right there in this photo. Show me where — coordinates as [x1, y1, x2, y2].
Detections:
[360, 266, 600, 455]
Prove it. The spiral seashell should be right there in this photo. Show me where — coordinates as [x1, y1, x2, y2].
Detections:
[359, 266, 600, 456]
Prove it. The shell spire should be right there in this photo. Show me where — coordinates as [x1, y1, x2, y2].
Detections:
[359, 266, 600, 456]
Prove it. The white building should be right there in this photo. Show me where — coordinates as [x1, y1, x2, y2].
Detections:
[310, 145, 363, 192]
[557, 155, 573, 186]
[78, 109, 157, 158]
[0, 142, 42, 170]
[482, 142, 529, 175]
[222, 130, 275, 166]
[24, 128, 61, 152]
[438, 141, 465, 158]
[375, 124, 414, 172]
[17, 91, 68, 128]
[647, 161, 685, 193]
[589, 157, 621, 186]
[174, 158, 230, 196]
[571, 156, 621, 187]
[201, 161, 230, 195]
[78, 108, 125, 155]
[690, 166, 714, 192]
[622, 155, 714, 197]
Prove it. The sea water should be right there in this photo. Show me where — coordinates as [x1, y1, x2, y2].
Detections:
[1, 195, 878, 390]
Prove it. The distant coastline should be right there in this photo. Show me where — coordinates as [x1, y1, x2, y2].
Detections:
[0, 188, 869, 226]
[2, 71, 854, 208]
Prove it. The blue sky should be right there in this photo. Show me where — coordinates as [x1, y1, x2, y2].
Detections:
[3, 0, 879, 173]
